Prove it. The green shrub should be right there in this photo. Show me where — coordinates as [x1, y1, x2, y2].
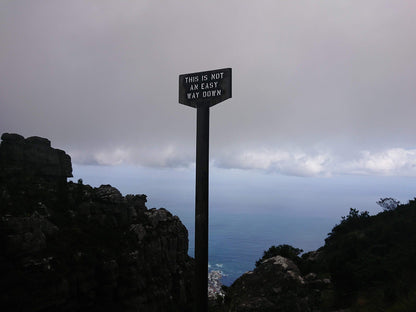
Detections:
[255, 244, 303, 267]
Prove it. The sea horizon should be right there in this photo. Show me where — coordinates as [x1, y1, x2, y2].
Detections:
[178, 209, 337, 286]
[70, 163, 416, 286]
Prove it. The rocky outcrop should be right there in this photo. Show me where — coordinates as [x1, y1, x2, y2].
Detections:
[0, 133, 72, 180]
[224, 255, 331, 312]
[0, 133, 73, 216]
[0, 134, 193, 311]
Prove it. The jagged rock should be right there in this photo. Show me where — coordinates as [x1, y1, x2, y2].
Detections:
[95, 184, 124, 203]
[2, 211, 59, 256]
[0, 133, 25, 144]
[125, 194, 147, 209]
[303, 250, 321, 262]
[146, 207, 172, 227]
[25, 136, 51, 147]
[0, 133, 193, 312]
[305, 272, 318, 281]
[0, 132, 72, 179]
[225, 255, 328, 312]
[130, 223, 147, 242]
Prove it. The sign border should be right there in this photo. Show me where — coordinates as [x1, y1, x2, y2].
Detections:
[178, 68, 232, 108]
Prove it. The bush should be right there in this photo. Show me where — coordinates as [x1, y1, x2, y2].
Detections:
[377, 197, 400, 211]
[255, 244, 303, 267]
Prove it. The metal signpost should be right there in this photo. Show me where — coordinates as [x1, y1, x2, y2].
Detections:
[178, 68, 232, 312]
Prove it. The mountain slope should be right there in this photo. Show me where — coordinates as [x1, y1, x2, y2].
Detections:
[0, 133, 194, 312]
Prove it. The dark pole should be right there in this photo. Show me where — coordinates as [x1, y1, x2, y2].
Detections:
[194, 103, 210, 312]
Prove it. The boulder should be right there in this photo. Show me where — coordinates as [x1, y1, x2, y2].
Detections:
[225, 255, 329, 312]
[95, 184, 124, 203]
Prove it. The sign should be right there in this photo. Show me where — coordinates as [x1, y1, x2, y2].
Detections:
[178, 67, 232, 312]
[179, 68, 232, 108]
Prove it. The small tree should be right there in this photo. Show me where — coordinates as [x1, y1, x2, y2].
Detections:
[255, 244, 303, 267]
[326, 208, 370, 241]
[377, 197, 400, 211]
[340, 208, 370, 222]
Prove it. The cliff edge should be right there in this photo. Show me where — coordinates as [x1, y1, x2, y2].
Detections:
[0, 133, 193, 311]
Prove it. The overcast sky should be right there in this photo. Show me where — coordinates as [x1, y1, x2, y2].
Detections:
[1, 0, 416, 179]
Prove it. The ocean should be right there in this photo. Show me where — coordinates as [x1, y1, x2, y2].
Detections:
[71, 164, 412, 286]
[177, 210, 337, 286]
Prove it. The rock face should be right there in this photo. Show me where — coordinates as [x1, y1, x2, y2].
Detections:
[0, 133, 72, 180]
[0, 134, 193, 311]
[225, 255, 331, 312]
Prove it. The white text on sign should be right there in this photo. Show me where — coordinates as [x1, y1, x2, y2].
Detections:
[185, 72, 225, 100]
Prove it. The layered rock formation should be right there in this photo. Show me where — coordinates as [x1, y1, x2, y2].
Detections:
[0, 133, 72, 181]
[0, 133, 193, 311]
[224, 254, 331, 312]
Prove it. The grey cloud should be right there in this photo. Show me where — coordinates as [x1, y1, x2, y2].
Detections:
[1, 1, 415, 176]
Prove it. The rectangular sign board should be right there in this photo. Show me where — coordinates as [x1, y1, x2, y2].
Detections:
[179, 68, 232, 108]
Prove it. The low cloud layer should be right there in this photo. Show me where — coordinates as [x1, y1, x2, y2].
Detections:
[69, 146, 416, 178]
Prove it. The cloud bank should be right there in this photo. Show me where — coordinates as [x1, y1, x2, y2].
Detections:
[69, 145, 416, 178]
[1, 1, 415, 178]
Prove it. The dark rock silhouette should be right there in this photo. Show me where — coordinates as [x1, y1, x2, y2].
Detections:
[221, 202, 416, 311]
[0, 133, 193, 311]
[224, 254, 330, 312]
[0, 133, 72, 180]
